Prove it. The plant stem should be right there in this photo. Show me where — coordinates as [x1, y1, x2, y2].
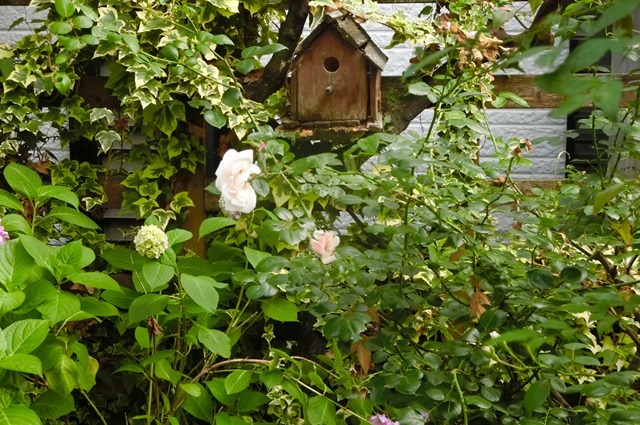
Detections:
[80, 389, 108, 425]
[452, 370, 468, 425]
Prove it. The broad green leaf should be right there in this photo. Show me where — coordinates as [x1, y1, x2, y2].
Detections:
[224, 370, 252, 394]
[68, 272, 122, 292]
[181, 274, 219, 312]
[141, 261, 174, 292]
[206, 378, 236, 406]
[244, 246, 270, 268]
[180, 383, 203, 397]
[307, 395, 337, 425]
[3, 319, 49, 354]
[0, 239, 33, 288]
[0, 405, 42, 425]
[0, 288, 25, 316]
[31, 390, 75, 419]
[80, 297, 120, 317]
[44, 354, 77, 395]
[593, 182, 625, 215]
[215, 412, 246, 425]
[54, 0, 75, 17]
[167, 229, 192, 247]
[199, 216, 236, 238]
[102, 247, 148, 271]
[0, 188, 24, 212]
[182, 383, 214, 423]
[235, 390, 269, 413]
[262, 297, 297, 322]
[1, 214, 31, 235]
[524, 380, 550, 414]
[197, 326, 231, 358]
[128, 294, 170, 324]
[48, 206, 100, 229]
[0, 353, 42, 375]
[4, 163, 42, 200]
[155, 359, 180, 385]
[19, 235, 56, 273]
[37, 291, 81, 324]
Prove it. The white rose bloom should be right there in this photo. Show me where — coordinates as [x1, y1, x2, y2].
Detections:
[215, 149, 261, 214]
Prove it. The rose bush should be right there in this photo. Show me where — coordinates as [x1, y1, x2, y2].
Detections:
[0, 0, 639, 424]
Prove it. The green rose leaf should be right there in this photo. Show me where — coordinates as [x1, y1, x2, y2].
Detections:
[262, 297, 297, 322]
[324, 312, 370, 342]
[55, 0, 75, 17]
[524, 380, 550, 414]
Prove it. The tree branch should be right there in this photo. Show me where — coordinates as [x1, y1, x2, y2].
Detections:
[245, 0, 309, 103]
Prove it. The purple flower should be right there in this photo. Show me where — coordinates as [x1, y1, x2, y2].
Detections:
[369, 414, 400, 425]
[0, 223, 9, 245]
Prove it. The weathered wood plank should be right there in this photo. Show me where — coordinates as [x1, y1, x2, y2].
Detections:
[0, 0, 31, 5]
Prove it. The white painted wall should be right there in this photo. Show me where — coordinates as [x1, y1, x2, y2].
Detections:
[2, 2, 570, 178]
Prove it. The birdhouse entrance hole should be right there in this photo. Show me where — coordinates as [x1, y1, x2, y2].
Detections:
[324, 56, 340, 72]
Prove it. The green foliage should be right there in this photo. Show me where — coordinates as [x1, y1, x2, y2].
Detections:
[0, 0, 640, 424]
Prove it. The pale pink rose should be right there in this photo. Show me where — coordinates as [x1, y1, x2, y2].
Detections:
[0, 223, 9, 245]
[310, 230, 340, 264]
[215, 149, 261, 214]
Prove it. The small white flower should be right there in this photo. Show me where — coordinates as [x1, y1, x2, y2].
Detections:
[134, 224, 169, 259]
[215, 149, 261, 214]
[490, 331, 501, 339]
[310, 230, 340, 264]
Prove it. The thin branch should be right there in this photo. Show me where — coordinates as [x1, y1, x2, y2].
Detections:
[246, 0, 310, 103]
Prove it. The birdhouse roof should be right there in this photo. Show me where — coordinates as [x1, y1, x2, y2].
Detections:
[298, 10, 388, 70]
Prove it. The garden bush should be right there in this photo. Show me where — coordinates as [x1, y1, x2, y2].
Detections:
[0, 0, 639, 424]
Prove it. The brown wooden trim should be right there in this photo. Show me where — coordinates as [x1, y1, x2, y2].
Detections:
[0, 1, 31, 5]
[382, 74, 639, 110]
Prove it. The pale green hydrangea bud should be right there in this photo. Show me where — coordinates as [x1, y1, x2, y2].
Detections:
[134, 224, 169, 259]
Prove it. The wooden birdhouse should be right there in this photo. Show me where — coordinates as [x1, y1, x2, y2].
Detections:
[287, 10, 388, 134]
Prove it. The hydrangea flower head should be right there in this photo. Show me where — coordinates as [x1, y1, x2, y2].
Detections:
[369, 414, 400, 425]
[134, 224, 169, 259]
[0, 222, 8, 245]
